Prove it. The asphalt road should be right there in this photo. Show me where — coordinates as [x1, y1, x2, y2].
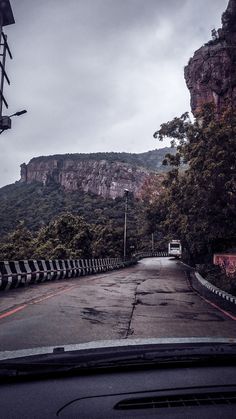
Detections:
[0, 257, 235, 351]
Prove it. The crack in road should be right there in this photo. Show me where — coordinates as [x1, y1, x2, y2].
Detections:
[124, 280, 145, 338]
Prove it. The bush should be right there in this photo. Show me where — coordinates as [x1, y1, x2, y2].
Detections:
[197, 263, 236, 296]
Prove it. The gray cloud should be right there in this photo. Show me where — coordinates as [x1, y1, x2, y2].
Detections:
[0, 0, 229, 186]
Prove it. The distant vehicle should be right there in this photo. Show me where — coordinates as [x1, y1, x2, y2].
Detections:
[168, 240, 182, 258]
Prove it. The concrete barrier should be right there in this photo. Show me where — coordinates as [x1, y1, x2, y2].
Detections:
[0, 261, 13, 290]
[28, 260, 40, 283]
[79, 260, 86, 275]
[0, 257, 135, 292]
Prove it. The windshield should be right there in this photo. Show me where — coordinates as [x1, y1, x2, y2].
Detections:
[0, 0, 235, 359]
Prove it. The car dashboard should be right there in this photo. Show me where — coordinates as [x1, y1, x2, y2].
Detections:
[1, 362, 236, 418]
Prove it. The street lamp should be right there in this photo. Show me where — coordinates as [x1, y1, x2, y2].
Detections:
[0, 109, 27, 134]
[123, 189, 129, 261]
[9, 110, 27, 117]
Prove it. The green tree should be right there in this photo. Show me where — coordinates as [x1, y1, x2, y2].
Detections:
[153, 104, 236, 264]
[0, 221, 34, 260]
[92, 221, 124, 258]
[34, 212, 93, 259]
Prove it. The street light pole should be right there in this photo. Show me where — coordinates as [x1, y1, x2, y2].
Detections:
[123, 189, 129, 261]
[0, 0, 15, 120]
[152, 232, 154, 254]
[0, 1, 26, 134]
[0, 12, 4, 119]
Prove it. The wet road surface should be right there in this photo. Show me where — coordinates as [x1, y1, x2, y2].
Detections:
[0, 257, 235, 351]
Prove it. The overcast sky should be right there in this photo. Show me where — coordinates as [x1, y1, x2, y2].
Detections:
[0, 0, 229, 186]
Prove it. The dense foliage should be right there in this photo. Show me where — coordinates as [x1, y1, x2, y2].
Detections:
[152, 104, 236, 265]
[0, 182, 135, 233]
[0, 214, 92, 260]
[0, 188, 156, 259]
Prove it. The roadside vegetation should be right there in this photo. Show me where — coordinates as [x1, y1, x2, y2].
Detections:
[0, 204, 158, 260]
[197, 264, 236, 297]
[149, 104, 236, 292]
[151, 104, 236, 264]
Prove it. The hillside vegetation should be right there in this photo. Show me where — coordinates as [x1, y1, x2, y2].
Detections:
[151, 105, 236, 265]
[0, 148, 172, 259]
[0, 180, 165, 259]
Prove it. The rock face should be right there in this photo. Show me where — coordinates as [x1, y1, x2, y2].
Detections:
[20, 157, 155, 199]
[185, 0, 236, 116]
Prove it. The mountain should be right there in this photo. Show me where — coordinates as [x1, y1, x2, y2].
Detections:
[19, 148, 172, 199]
[185, 0, 236, 116]
[0, 148, 171, 237]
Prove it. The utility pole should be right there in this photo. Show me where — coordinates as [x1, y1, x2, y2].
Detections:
[0, 0, 14, 121]
[123, 189, 129, 260]
[0, 0, 27, 133]
[151, 232, 154, 254]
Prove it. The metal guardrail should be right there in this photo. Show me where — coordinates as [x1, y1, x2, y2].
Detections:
[191, 271, 236, 315]
[134, 251, 168, 259]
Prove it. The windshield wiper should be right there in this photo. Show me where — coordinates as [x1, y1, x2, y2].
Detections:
[1, 345, 236, 378]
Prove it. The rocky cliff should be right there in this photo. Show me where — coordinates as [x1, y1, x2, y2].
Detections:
[20, 150, 168, 199]
[185, 0, 236, 116]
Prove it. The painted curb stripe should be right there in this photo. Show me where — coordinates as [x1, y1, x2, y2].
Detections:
[0, 305, 27, 320]
[0, 285, 79, 321]
[198, 293, 236, 321]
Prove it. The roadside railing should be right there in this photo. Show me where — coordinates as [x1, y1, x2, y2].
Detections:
[0, 258, 136, 291]
[134, 251, 168, 259]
